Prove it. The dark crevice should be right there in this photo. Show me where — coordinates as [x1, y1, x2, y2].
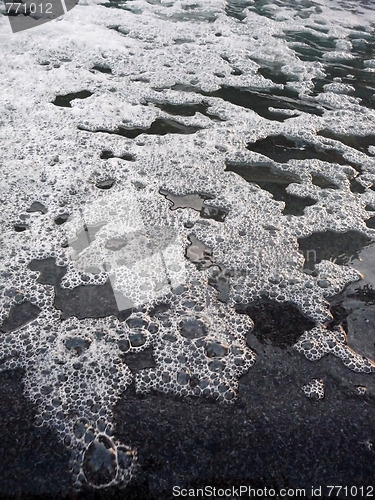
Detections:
[159, 189, 228, 222]
[236, 300, 316, 348]
[52, 90, 93, 108]
[78, 117, 202, 138]
[298, 230, 372, 269]
[225, 162, 315, 216]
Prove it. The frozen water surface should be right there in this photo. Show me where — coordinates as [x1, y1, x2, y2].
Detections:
[0, 0, 375, 494]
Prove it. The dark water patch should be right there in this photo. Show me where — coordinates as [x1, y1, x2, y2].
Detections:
[257, 65, 289, 86]
[14, 223, 29, 232]
[26, 201, 47, 214]
[171, 84, 323, 120]
[78, 117, 202, 138]
[284, 30, 336, 52]
[96, 178, 115, 189]
[207, 86, 323, 120]
[107, 24, 129, 35]
[116, 365, 375, 499]
[317, 129, 375, 154]
[313, 64, 375, 108]
[247, 134, 357, 166]
[225, 0, 253, 20]
[236, 299, 315, 348]
[0, 302, 41, 334]
[68, 222, 106, 255]
[0, 369, 71, 497]
[179, 318, 208, 340]
[150, 100, 224, 121]
[186, 235, 215, 270]
[160, 188, 228, 222]
[350, 178, 366, 194]
[226, 162, 315, 215]
[122, 347, 156, 372]
[366, 216, 375, 229]
[208, 267, 233, 304]
[100, 150, 135, 161]
[65, 336, 92, 356]
[54, 213, 70, 225]
[298, 230, 372, 269]
[82, 435, 117, 487]
[347, 283, 375, 305]
[28, 258, 132, 321]
[311, 173, 338, 190]
[92, 65, 112, 74]
[52, 90, 93, 108]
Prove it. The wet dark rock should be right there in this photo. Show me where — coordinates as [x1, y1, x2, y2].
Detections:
[122, 347, 155, 372]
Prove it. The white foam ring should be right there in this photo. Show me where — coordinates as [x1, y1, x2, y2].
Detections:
[0, 0, 375, 490]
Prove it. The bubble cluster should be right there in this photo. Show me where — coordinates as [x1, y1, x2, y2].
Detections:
[294, 326, 375, 373]
[302, 378, 325, 400]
